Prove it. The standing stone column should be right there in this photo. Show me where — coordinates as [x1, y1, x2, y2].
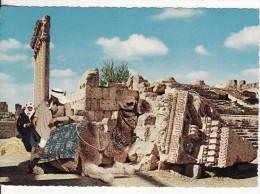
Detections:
[30, 15, 51, 107]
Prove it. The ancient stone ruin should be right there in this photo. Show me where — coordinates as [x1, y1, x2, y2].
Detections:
[28, 15, 258, 177]
[30, 15, 51, 107]
[0, 102, 21, 138]
[67, 69, 258, 174]
[67, 68, 139, 121]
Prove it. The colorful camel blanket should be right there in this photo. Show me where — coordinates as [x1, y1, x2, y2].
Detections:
[38, 123, 83, 163]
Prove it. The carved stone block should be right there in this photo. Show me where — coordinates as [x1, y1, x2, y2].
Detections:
[215, 128, 257, 168]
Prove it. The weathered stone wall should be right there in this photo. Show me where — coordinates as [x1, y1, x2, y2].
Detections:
[215, 79, 259, 94]
[85, 85, 138, 122]
[189, 80, 206, 86]
[239, 81, 259, 91]
[67, 88, 86, 113]
[31, 15, 51, 107]
[0, 102, 8, 112]
[0, 102, 18, 139]
[67, 69, 139, 122]
[15, 104, 22, 116]
[227, 80, 237, 89]
[0, 102, 14, 121]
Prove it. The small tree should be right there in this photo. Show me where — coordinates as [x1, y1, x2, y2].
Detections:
[100, 59, 130, 87]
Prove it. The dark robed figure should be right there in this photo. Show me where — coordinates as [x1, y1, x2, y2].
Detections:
[17, 102, 40, 152]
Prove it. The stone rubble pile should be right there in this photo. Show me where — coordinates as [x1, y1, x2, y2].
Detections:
[122, 75, 257, 171]
[68, 70, 258, 173]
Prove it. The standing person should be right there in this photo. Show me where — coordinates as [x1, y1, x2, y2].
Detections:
[32, 88, 73, 158]
[17, 102, 40, 152]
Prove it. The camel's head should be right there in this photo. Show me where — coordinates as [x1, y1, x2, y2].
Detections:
[118, 98, 150, 115]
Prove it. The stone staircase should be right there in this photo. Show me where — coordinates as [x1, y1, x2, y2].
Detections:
[191, 88, 258, 149]
[175, 86, 259, 148]
[210, 99, 247, 115]
[220, 115, 258, 148]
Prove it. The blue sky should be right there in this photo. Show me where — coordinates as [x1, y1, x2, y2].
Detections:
[0, 7, 259, 112]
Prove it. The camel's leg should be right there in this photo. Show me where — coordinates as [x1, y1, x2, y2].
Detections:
[106, 162, 135, 176]
[32, 164, 45, 175]
[83, 162, 114, 184]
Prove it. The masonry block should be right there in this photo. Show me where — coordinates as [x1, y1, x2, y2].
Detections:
[102, 88, 116, 100]
[86, 111, 95, 121]
[94, 111, 104, 121]
[115, 89, 139, 101]
[128, 90, 139, 99]
[85, 99, 91, 110]
[90, 99, 100, 110]
[107, 82, 127, 88]
[115, 89, 126, 101]
[100, 100, 119, 111]
[86, 87, 102, 99]
[104, 110, 113, 118]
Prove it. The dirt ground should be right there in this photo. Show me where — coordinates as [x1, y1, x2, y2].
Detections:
[0, 138, 258, 188]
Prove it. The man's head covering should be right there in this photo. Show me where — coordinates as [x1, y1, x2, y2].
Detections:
[50, 88, 69, 104]
[25, 102, 34, 119]
[26, 102, 34, 108]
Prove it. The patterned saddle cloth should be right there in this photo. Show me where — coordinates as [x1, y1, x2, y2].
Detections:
[38, 123, 83, 163]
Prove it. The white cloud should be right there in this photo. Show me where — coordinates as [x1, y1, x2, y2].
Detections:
[0, 53, 28, 63]
[241, 68, 259, 77]
[195, 45, 211, 56]
[0, 82, 34, 112]
[0, 72, 13, 81]
[0, 38, 22, 52]
[153, 8, 203, 20]
[187, 70, 208, 79]
[23, 44, 31, 49]
[224, 25, 260, 49]
[96, 34, 168, 60]
[50, 77, 81, 95]
[50, 68, 79, 93]
[51, 68, 76, 77]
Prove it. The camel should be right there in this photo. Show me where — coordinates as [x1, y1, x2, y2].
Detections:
[32, 98, 150, 183]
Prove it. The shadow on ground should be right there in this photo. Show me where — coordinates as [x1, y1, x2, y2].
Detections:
[205, 162, 258, 179]
[0, 160, 258, 187]
[0, 165, 108, 186]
